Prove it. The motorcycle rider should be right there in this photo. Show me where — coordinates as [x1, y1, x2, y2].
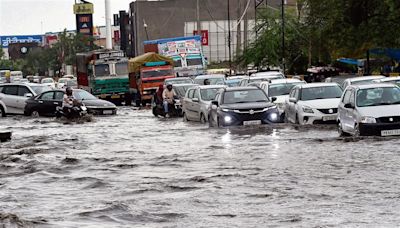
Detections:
[62, 87, 76, 115]
[162, 84, 176, 117]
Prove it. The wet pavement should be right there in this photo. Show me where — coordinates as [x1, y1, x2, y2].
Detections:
[1, 107, 400, 227]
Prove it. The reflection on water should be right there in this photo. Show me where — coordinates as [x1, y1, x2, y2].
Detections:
[1, 108, 400, 227]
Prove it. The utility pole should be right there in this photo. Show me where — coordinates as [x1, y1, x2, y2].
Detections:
[227, 0, 232, 76]
[105, 0, 113, 50]
[236, 0, 242, 61]
[281, 0, 285, 74]
[196, 0, 201, 36]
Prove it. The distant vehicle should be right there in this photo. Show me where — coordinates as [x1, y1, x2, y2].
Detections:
[208, 86, 280, 127]
[305, 66, 339, 83]
[164, 77, 194, 85]
[20, 79, 29, 84]
[57, 78, 70, 88]
[182, 85, 225, 123]
[41, 78, 56, 89]
[225, 78, 243, 87]
[33, 76, 42, 83]
[338, 83, 400, 136]
[341, 76, 386, 89]
[24, 89, 117, 117]
[207, 68, 230, 75]
[250, 71, 285, 78]
[374, 76, 400, 86]
[0, 83, 51, 115]
[65, 79, 78, 89]
[259, 79, 306, 118]
[172, 83, 196, 99]
[284, 83, 343, 125]
[238, 75, 284, 87]
[193, 74, 225, 85]
[62, 75, 75, 79]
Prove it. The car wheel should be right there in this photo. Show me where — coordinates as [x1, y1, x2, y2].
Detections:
[183, 112, 189, 122]
[338, 121, 350, 137]
[0, 105, 5, 117]
[200, 113, 206, 124]
[31, 110, 40, 118]
[353, 124, 361, 137]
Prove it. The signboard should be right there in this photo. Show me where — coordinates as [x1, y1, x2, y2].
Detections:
[76, 14, 93, 36]
[158, 39, 202, 57]
[95, 51, 124, 60]
[0, 35, 43, 48]
[73, 3, 94, 14]
[193, 30, 209, 46]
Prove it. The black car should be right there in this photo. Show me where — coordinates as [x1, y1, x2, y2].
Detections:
[208, 87, 280, 127]
[24, 89, 117, 117]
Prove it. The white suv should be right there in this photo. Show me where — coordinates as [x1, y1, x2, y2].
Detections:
[0, 83, 50, 115]
[338, 83, 400, 136]
[284, 83, 343, 124]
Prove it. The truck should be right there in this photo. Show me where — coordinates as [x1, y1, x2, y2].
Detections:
[76, 50, 132, 105]
[143, 36, 206, 77]
[128, 52, 175, 106]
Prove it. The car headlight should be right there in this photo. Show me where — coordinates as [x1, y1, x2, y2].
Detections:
[224, 116, 232, 123]
[361, 116, 376, 123]
[302, 106, 314, 113]
[269, 112, 279, 122]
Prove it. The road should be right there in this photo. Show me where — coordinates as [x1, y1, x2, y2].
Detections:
[1, 107, 400, 227]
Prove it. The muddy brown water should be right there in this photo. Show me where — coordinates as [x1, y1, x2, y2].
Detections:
[1, 107, 400, 227]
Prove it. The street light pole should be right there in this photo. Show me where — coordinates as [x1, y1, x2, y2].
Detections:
[227, 0, 232, 76]
[281, 0, 285, 74]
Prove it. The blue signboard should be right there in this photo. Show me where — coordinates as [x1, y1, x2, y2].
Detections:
[0, 35, 43, 48]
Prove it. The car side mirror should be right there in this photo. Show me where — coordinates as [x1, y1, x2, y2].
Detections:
[344, 103, 354, 109]
[289, 97, 297, 103]
[25, 93, 33, 98]
[192, 97, 199, 102]
[271, 97, 277, 102]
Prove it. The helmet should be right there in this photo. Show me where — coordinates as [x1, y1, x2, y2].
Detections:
[66, 87, 73, 95]
[166, 84, 173, 89]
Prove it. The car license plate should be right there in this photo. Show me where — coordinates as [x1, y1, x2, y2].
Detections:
[243, 120, 261, 126]
[111, 94, 120, 99]
[103, 110, 113, 115]
[381, 129, 400, 136]
[322, 115, 337, 121]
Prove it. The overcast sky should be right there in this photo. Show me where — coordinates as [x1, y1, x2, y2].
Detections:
[0, 0, 134, 36]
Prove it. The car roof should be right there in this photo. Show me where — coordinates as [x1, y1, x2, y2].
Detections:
[261, 78, 303, 84]
[172, 83, 196, 87]
[195, 74, 225, 79]
[196, 85, 226, 89]
[295, 82, 339, 88]
[166, 77, 192, 80]
[224, 86, 261, 92]
[348, 83, 397, 90]
[251, 71, 283, 76]
[248, 75, 282, 80]
[379, 77, 400, 82]
[346, 75, 385, 82]
[0, 83, 48, 87]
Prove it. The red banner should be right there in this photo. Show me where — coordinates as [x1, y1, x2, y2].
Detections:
[193, 30, 208, 46]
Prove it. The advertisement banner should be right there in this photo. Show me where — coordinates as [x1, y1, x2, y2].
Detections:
[76, 14, 93, 36]
[73, 3, 94, 14]
[193, 30, 209, 46]
[0, 35, 43, 48]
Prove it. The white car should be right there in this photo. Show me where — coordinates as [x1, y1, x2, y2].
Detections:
[0, 83, 51, 115]
[284, 83, 343, 125]
[259, 79, 306, 118]
[338, 83, 400, 136]
[250, 71, 285, 78]
[41, 78, 56, 89]
[374, 76, 400, 86]
[57, 78, 70, 89]
[341, 75, 385, 89]
[193, 74, 226, 85]
[182, 85, 225, 123]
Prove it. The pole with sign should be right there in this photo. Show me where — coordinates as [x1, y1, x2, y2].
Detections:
[74, 2, 94, 38]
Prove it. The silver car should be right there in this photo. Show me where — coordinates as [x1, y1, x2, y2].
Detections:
[182, 85, 225, 123]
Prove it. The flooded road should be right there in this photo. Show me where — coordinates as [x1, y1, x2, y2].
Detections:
[1, 107, 400, 227]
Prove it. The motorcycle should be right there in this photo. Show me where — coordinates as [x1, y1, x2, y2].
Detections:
[151, 96, 183, 118]
[55, 100, 88, 120]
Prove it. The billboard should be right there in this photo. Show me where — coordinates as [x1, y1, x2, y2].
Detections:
[73, 3, 94, 14]
[0, 35, 43, 48]
[193, 30, 209, 46]
[76, 14, 93, 36]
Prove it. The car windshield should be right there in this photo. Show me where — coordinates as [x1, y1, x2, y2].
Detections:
[30, 85, 51, 95]
[66, 80, 77, 86]
[173, 85, 194, 97]
[268, 82, 305, 96]
[142, 69, 173, 78]
[357, 87, 400, 107]
[95, 64, 111, 77]
[166, 78, 193, 85]
[115, 62, 129, 75]
[73, 90, 97, 100]
[301, 86, 342, 101]
[200, 88, 221, 101]
[194, 77, 225, 85]
[225, 80, 241, 87]
[42, 78, 53, 83]
[223, 89, 269, 104]
[58, 79, 68, 83]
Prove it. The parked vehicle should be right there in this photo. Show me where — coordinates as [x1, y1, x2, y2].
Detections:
[193, 74, 225, 85]
[341, 75, 385, 89]
[164, 77, 194, 85]
[225, 75, 247, 87]
[0, 83, 51, 115]
[338, 83, 400, 136]
[208, 87, 280, 127]
[259, 79, 306, 118]
[182, 85, 225, 123]
[24, 89, 117, 117]
[250, 71, 285, 78]
[374, 76, 400, 86]
[128, 52, 175, 106]
[284, 83, 343, 125]
[144, 36, 206, 76]
[41, 78, 56, 89]
[238, 75, 284, 87]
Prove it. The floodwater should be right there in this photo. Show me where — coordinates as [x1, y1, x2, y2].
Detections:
[1, 107, 400, 227]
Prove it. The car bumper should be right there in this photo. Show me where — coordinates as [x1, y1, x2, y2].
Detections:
[359, 123, 400, 136]
[301, 113, 337, 124]
[218, 109, 281, 126]
[87, 108, 117, 115]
